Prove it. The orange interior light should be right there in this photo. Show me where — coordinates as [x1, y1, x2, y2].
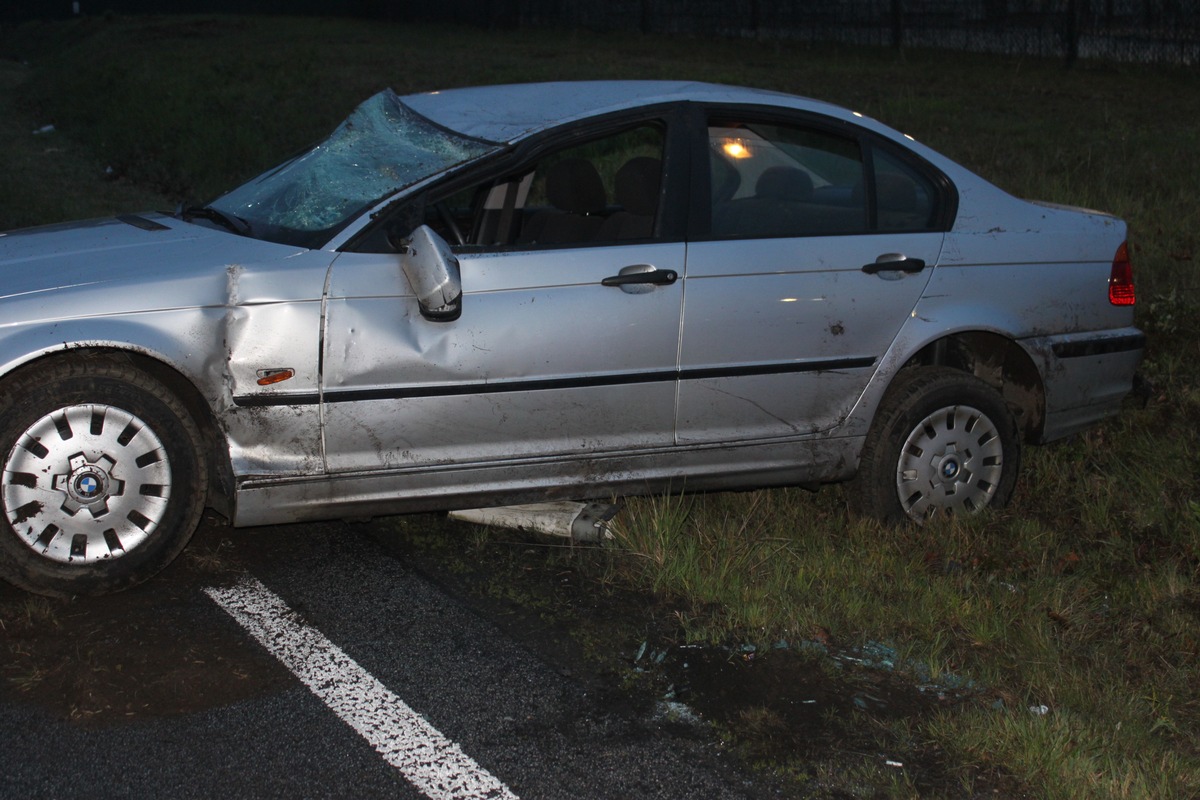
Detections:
[722, 139, 752, 159]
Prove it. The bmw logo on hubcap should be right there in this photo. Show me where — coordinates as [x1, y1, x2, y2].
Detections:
[69, 467, 108, 503]
[938, 456, 961, 482]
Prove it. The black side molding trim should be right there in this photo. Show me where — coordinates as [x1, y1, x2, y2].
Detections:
[232, 356, 876, 408]
[1051, 333, 1145, 360]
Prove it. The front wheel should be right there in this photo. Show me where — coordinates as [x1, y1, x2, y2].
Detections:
[0, 359, 208, 596]
[850, 367, 1020, 523]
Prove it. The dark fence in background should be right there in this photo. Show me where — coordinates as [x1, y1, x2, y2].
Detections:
[462, 0, 1200, 65]
[5, 1, 1198, 65]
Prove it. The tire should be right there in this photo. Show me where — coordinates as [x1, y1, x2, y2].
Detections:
[850, 367, 1020, 524]
[0, 358, 208, 597]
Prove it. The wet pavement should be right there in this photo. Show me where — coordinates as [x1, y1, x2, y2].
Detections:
[0, 512, 1003, 798]
[0, 517, 781, 799]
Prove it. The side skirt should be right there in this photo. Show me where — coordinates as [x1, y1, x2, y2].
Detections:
[230, 436, 864, 527]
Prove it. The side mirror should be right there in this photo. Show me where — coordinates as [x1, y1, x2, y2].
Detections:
[395, 224, 462, 322]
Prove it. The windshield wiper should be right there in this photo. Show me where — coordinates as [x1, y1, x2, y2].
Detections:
[176, 204, 252, 236]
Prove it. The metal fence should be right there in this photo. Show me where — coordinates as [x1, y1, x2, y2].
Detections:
[6, 1, 1199, 65]
[422, 0, 1200, 65]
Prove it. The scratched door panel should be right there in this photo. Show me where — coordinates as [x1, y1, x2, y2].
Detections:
[322, 243, 683, 473]
[677, 233, 941, 444]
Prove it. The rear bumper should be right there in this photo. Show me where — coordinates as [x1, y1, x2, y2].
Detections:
[1021, 328, 1145, 442]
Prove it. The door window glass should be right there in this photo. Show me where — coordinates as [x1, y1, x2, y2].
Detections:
[709, 121, 867, 238]
[513, 125, 664, 246]
[871, 147, 938, 232]
[358, 124, 666, 252]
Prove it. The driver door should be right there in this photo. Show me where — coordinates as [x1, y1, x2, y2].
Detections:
[320, 122, 684, 474]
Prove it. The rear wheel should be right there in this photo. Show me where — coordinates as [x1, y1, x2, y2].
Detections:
[850, 367, 1020, 523]
[0, 359, 207, 596]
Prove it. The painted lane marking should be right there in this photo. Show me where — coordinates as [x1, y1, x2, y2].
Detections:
[205, 575, 519, 800]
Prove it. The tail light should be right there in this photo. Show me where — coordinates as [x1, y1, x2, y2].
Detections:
[1109, 242, 1135, 306]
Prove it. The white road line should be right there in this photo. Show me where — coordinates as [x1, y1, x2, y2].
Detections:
[205, 575, 519, 800]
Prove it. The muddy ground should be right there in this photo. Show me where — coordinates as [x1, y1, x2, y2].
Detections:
[0, 513, 1022, 798]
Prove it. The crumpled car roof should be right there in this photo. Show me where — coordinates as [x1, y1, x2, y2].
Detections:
[400, 80, 852, 144]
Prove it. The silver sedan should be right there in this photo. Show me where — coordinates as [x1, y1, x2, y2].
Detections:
[0, 81, 1144, 596]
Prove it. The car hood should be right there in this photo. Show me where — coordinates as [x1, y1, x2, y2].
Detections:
[0, 213, 303, 312]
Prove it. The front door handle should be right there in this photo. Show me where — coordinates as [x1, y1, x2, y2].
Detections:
[602, 265, 679, 287]
[602, 264, 678, 294]
[862, 253, 927, 275]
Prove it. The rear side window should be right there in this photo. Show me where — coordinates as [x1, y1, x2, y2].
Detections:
[872, 147, 938, 232]
[707, 117, 946, 239]
[709, 121, 867, 238]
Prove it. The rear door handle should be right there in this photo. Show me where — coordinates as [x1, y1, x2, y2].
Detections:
[862, 253, 926, 275]
[602, 264, 678, 293]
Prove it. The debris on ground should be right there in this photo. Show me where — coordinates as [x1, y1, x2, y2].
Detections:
[449, 501, 621, 543]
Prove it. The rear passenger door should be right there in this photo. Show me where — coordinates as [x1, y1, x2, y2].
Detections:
[677, 113, 946, 444]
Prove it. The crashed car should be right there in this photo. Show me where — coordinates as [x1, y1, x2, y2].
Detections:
[0, 81, 1143, 596]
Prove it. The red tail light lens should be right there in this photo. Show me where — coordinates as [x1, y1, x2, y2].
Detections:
[1109, 242, 1135, 306]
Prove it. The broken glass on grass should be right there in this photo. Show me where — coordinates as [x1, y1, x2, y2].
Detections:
[209, 90, 499, 248]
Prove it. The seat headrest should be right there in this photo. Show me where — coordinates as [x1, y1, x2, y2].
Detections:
[613, 157, 662, 216]
[755, 166, 813, 201]
[545, 157, 607, 214]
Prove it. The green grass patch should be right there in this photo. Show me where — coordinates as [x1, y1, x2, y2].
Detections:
[2, 13, 1198, 798]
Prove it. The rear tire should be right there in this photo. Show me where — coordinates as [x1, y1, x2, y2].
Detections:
[0, 359, 207, 596]
[850, 367, 1020, 524]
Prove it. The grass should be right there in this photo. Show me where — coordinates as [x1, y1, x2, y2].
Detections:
[0, 58, 163, 228]
[1, 13, 1198, 798]
[612, 489, 1199, 797]
[0, 595, 63, 633]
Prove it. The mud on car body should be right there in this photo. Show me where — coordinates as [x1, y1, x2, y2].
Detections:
[0, 81, 1143, 596]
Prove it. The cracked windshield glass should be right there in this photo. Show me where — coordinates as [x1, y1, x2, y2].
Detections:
[209, 90, 498, 248]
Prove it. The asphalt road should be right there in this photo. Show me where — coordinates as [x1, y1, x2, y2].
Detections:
[0, 520, 781, 799]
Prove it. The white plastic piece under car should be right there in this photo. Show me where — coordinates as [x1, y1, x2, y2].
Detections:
[449, 501, 619, 543]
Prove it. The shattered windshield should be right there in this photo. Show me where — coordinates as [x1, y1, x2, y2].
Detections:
[207, 90, 499, 248]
